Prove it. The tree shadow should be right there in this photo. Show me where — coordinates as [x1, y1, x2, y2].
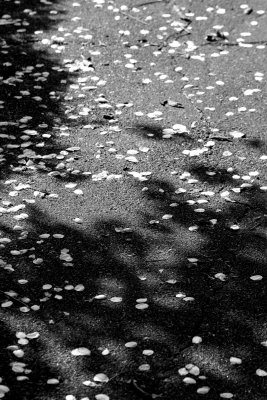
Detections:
[0, 204, 199, 399]
[0, 161, 266, 399]
[132, 169, 266, 398]
[0, 0, 81, 182]
[188, 164, 236, 185]
[0, 2, 266, 399]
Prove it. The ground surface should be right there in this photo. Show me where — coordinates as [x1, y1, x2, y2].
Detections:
[0, 0, 266, 399]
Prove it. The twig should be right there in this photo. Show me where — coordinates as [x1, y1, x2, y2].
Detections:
[120, 11, 148, 25]
[210, 136, 232, 142]
[164, 30, 191, 43]
[158, 21, 192, 49]
[200, 39, 267, 47]
[108, 370, 125, 382]
[0, 290, 29, 307]
[249, 221, 264, 230]
[132, 0, 164, 8]
[131, 379, 154, 398]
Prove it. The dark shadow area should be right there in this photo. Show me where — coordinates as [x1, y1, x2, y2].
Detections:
[0, 0, 75, 181]
[0, 205, 200, 399]
[133, 172, 266, 398]
[187, 164, 235, 185]
[0, 161, 266, 399]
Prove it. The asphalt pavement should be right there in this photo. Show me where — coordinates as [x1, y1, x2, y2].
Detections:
[0, 0, 266, 399]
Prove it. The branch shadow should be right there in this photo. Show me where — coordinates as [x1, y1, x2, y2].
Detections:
[0, 2, 266, 398]
[0, 161, 266, 399]
[132, 168, 266, 397]
[0, 0, 84, 182]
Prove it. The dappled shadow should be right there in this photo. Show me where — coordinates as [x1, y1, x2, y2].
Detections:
[132, 168, 266, 397]
[0, 2, 266, 398]
[0, 204, 201, 399]
[0, 0, 75, 181]
[0, 160, 266, 399]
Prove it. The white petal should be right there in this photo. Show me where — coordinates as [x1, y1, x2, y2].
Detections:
[71, 347, 91, 356]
